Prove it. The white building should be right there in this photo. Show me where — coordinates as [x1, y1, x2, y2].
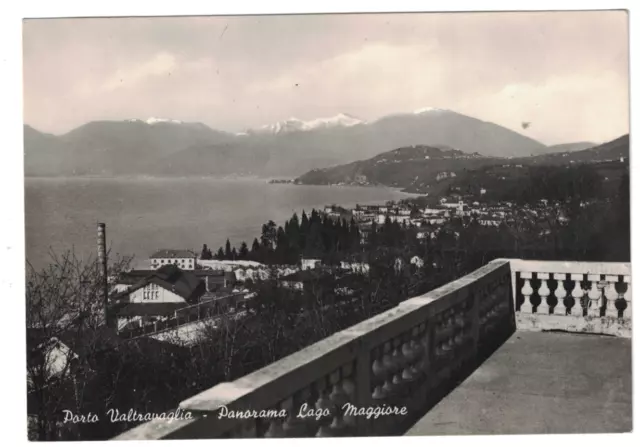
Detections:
[479, 219, 501, 227]
[198, 259, 265, 272]
[150, 249, 196, 270]
[113, 264, 206, 331]
[301, 258, 322, 270]
[391, 215, 411, 224]
[339, 261, 370, 274]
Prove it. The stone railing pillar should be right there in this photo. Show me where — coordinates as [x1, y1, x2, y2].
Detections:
[570, 274, 585, 316]
[520, 272, 533, 314]
[587, 275, 602, 317]
[623, 275, 632, 319]
[553, 273, 567, 315]
[536, 273, 550, 315]
[605, 275, 620, 318]
[354, 348, 372, 436]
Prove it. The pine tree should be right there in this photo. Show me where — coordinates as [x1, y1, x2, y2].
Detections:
[251, 238, 261, 253]
[239, 241, 249, 259]
[225, 239, 232, 259]
[201, 244, 212, 260]
[287, 213, 301, 260]
[216, 247, 225, 259]
[261, 220, 277, 250]
[300, 211, 309, 250]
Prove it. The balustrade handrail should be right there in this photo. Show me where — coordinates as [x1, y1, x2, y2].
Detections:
[114, 258, 632, 440]
[115, 258, 513, 440]
[504, 258, 632, 337]
[508, 259, 630, 276]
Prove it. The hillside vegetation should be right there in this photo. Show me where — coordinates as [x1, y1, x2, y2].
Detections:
[295, 135, 629, 195]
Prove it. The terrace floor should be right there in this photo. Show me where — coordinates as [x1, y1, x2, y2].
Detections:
[407, 331, 632, 435]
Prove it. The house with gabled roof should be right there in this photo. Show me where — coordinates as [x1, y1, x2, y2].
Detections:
[111, 264, 205, 331]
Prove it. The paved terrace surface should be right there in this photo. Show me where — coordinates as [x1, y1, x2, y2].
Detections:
[408, 331, 632, 435]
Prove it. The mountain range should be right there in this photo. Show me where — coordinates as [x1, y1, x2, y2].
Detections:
[295, 135, 629, 193]
[24, 108, 599, 178]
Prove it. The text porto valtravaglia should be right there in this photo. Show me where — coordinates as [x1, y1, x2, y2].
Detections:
[217, 403, 408, 420]
[61, 408, 193, 424]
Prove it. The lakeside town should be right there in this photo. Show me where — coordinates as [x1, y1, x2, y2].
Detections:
[108, 191, 584, 342]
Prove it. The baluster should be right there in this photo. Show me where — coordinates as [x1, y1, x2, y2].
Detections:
[327, 371, 348, 435]
[381, 343, 396, 396]
[314, 380, 334, 437]
[570, 274, 584, 316]
[536, 273, 551, 314]
[341, 375, 356, 430]
[371, 353, 386, 400]
[282, 395, 306, 437]
[401, 341, 417, 381]
[264, 411, 285, 438]
[239, 420, 257, 438]
[418, 329, 431, 374]
[553, 273, 567, 315]
[623, 275, 632, 319]
[604, 275, 620, 318]
[520, 272, 534, 314]
[587, 274, 602, 317]
[391, 341, 405, 389]
[409, 339, 423, 377]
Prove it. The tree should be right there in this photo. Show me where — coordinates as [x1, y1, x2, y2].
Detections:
[26, 249, 131, 440]
[225, 239, 232, 259]
[250, 238, 261, 261]
[200, 244, 212, 260]
[260, 221, 277, 251]
[215, 247, 225, 260]
[239, 242, 249, 259]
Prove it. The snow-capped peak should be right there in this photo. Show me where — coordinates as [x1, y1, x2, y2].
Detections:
[413, 107, 446, 114]
[248, 113, 365, 135]
[128, 117, 184, 125]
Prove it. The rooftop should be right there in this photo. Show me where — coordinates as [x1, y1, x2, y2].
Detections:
[150, 249, 196, 259]
[112, 264, 205, 303]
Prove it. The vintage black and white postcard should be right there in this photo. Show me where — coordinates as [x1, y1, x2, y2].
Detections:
[20, 6, 631, 442]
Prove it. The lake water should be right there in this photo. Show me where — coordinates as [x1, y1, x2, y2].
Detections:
[25, 177, 413, 271]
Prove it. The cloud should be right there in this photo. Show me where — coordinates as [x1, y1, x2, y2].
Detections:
[460, 71, 629, 143]
[23, 12, 629, 144]
[100, 52, 177, 92]
[244, 42, 444, 122]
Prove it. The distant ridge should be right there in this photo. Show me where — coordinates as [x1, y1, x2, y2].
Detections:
[24, 109, 592, 178]
[295, 135, 629, 193]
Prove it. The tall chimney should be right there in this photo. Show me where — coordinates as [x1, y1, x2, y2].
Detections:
[97, 223, 109, 326]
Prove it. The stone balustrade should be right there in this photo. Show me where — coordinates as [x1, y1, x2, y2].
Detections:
[115, 259, 514, 440]
[114, 258, 631, 440]
[509, 259, 631, 337]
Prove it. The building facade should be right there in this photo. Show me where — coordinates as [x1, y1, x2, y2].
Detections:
[150, 249, 196, 270]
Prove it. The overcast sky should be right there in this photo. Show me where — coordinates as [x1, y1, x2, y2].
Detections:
[23, 11, 628, 145]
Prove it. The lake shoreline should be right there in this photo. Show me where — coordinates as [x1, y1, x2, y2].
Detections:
[25, 178, 416, 271]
